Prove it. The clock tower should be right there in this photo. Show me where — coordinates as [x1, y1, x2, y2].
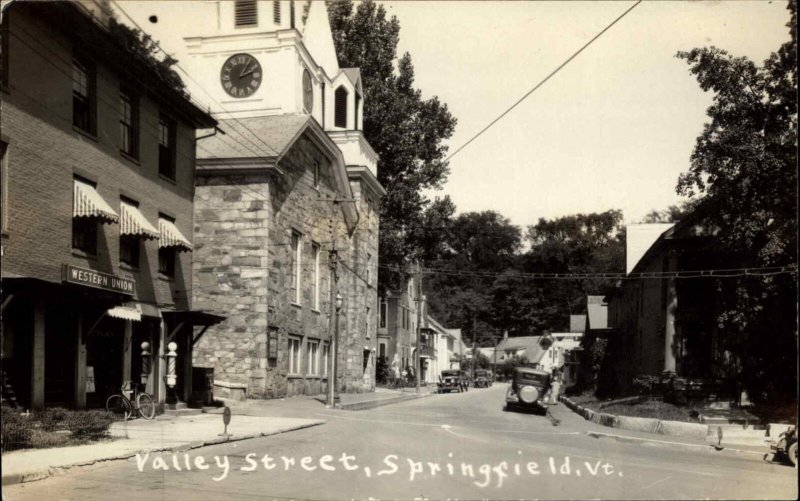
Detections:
[170, 1, 385, 399]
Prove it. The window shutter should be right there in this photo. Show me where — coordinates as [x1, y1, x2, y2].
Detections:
[235, 0, 258, 27]
[273, 1, 281, 24]
[334, 87, 348, 128]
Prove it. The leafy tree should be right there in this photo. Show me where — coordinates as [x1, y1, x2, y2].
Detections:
[640, 199, 702, 224]
[328, 1, 457, 289]
[675, 0, 797, 403]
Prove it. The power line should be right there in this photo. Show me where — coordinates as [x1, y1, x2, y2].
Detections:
[444, 0, 643, 164]
[379, 263, 797, 281]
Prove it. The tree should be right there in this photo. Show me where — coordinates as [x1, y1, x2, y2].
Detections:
[675, 0, 797, 403]
[328, 1, 457, 289]
[640, 199, 702, 224]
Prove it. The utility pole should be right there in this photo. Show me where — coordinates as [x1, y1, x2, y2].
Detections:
[326, 202, 339, 408]
[471, 314, 477, 383]
[414, 260, 422, 394]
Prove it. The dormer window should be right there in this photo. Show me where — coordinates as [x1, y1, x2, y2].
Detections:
[235, 0, 258, 27]
[334, 86, 348, 128]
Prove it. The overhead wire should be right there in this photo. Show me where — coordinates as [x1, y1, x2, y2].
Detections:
[444, 0, 643, 164]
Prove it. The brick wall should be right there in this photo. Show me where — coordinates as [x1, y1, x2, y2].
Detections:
[1, 9, 197, 309]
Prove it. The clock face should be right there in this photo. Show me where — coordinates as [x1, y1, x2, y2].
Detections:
[220, 53, 262, 98]
[302, 69, 313, 113]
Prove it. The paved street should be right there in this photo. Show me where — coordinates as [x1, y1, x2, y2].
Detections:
[4, 386, 797, 500]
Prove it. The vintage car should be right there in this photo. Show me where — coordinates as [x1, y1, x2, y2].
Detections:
[438, 369, 466, 393]
[473, 369, 492, 388]
[504, 366, 551, 413]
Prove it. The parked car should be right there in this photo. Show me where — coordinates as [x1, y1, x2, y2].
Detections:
[770, 426, 797, 467]
[438, 369, 465, 393]
[473, 369, 492, 388]
[505, 366, 551, 414]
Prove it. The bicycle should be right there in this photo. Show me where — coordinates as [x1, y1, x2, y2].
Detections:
[105, 381, 156, 420]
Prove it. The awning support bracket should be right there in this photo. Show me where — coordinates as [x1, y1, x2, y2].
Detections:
[1, 294, 16, 313]
[166, 321, 186, 345]
[192, 325, 211, 347]
[86, 311, 108, 337]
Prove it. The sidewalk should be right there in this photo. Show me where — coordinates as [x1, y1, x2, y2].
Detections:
[551, 397, 772, 459]
[324, 385, 437, 410]
[1, 412, 324, 486]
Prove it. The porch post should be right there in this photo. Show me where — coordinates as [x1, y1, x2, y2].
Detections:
[156, 318, 167, 403]
[122, 320, 132, 386]
[74, 312, 87, 409]
[31, 297, 45, 410]
[664, 255, 678, 374]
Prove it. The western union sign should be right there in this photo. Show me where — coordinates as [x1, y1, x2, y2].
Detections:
[62, 265, 135, 295]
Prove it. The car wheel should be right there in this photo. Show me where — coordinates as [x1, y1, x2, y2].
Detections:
[788, 442, 797, 467]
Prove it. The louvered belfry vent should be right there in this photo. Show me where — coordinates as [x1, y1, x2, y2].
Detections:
[235, 0, 258, 27]
[335, 87, 348, 128]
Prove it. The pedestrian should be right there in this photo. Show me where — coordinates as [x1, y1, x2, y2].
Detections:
[550, 366, 563, 404]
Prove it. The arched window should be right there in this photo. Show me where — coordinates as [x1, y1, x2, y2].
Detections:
[334, 86, 348, 128]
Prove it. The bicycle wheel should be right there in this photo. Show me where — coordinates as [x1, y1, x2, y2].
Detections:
[106, 394, 132, 420]
[136, 393, 156, 420]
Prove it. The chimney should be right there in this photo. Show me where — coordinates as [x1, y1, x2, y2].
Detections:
[503, 330, 508, 341]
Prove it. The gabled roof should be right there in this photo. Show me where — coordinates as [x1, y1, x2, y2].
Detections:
[495, 336, 548, 364]
[341, 68, 362, 92]
[196, 114, 358, 232]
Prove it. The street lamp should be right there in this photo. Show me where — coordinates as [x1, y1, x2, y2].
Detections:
[333, 292, 343, 405]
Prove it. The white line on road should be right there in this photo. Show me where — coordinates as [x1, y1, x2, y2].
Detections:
[643, 475, 672, 490]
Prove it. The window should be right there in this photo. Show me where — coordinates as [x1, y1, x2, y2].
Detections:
[312, 243, 320, 310]
[120, 236, 140, 267]
[307, 339, 320, 375]
[158, 247, 176, 277]
[288, 336, 301, 374]
[354, 92, 361, 130]
[322, 342, 330, 376]
[320, 82, 325, 125]
[72, 217, 97, 255]
[365, 306, 371, 339]
[290, 0, 295, 29]
[119, 89, 139, 159]
[273, 0, 281, 24]
[235, 0, 258, 27]
[313, 160, 320, 188]
[158, 116, 176, 180]
[365, 253, 371, 286]
[72, 57, 95, 133]
[379, 342, 386, 359]
[379, 300, 387, 328]
[334, 86, 348, 128]
[291, 231, 302, 304]
[0, 141, 7, 233]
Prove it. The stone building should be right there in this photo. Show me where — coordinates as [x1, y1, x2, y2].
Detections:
[125, 1, 385, 398]
[0, 1, 217, 410]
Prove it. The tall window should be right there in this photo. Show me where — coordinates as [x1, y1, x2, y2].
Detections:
[288, 336, 301, 374]
[379, 300, 387, 328]
[307, 339, 320, 375]
[379, 342, 386, 359]
[354, 92, 361, 130]
[72, 57, 95, 134]
[334, 86, 348, 128]
[365, 253, 371, 286]
[119, 89, 139, 159]
[273, 0, 281, 24]
[365, 306, 371, 339]
[72, 217, 97, 254]
[313, 160, 320, 188]
[158, 247, 176, 277]
[291, 231, 302, 304]
[312, 243, 320, 310]
[235, 0, 258, 27]
[290, 0, 296, 29]
[0, 141, 7, 233]
[158, 115, 176, 180]
[322, 342, 330, 376]
[320, 82, 326, 125]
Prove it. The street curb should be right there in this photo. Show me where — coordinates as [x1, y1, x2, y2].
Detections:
[1, 420, 325, 486]
[340, 391, 434, 411]
[586, 431, 766, 457]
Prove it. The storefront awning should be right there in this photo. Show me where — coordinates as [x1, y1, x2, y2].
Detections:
[159, 218, 192, 251]
[107, 303, 143, 322]
[74, 178, 118, 223]
[120, 201, 159, 239]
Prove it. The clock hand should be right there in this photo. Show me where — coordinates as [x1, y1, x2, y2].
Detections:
[241, 68, 256, 78]
[239, 61, 251, 78]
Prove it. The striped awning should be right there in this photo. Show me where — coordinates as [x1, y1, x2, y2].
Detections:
[107, 303, 143, 322]
[159, 218, 192, 251]
[120, 201, 159, 239]
[74, 178, 118, 223]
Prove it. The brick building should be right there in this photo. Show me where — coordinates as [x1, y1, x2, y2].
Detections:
[120, 1, 384, 398]
[0, 1, 217, 410]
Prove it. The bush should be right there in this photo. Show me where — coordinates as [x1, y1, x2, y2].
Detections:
[1, 407, 115, 452]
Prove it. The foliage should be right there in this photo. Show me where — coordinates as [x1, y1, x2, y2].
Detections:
[375, 356, 391, 384]
[640, 199, 702, 224]
[328, 0, 457, 289]
[107, 17, 186, 95]
[674, 0, 797, 403]
[590, 337, 609, 388]
[1, 407, 115, 452]
[496, 355, 529, 382]
[632, 374, 661, 395]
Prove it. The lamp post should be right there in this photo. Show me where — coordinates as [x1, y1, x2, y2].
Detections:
[332, 292, 343, 405]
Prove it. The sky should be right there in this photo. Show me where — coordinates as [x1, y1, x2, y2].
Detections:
[115, 0, 793, 229]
